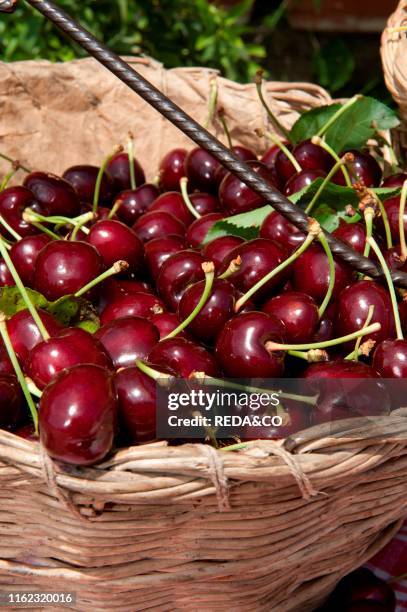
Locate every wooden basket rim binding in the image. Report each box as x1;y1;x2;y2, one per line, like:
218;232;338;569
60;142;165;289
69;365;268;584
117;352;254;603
381;0;407;121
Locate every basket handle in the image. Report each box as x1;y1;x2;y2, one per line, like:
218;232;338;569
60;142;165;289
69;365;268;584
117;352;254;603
3;0;407;287
381;0;407;121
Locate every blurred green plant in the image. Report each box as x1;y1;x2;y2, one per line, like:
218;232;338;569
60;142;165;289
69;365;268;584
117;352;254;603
0;0;266;82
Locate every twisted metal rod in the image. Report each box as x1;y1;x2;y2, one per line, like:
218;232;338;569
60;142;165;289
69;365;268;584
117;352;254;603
3;0;407;287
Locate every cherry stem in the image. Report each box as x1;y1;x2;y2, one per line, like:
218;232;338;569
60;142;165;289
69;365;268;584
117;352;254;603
93;145;123;214
265;130;301;172
0;152;30;174
70;212;94;241
235;221;320;312
317;232;336;318
217;256;241;280
255;71;292;142
25;376;42;398
204;76;218;130
373;192;393;249
265;321;381;353
311;136;352;187
135;359;173;383
0;236;49;340
180;177;201;219
31;221;59;240
399;180;407;261
305;152;354;215
288;349;328;362
107;199;122;220
363;206;374;261
0;215;21;241
127;133;137;191
0;314;38;434
24;209;91;237
366;236;404;340
316;95;362;137
0;162;20;191
163;262;215;339
346;304;375;361
218;108;233;149
74;260;129;298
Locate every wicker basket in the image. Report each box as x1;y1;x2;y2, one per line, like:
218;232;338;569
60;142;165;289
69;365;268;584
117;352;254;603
0;5;407;609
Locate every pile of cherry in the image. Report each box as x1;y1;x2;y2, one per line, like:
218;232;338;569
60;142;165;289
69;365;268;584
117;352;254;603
0;134;406;467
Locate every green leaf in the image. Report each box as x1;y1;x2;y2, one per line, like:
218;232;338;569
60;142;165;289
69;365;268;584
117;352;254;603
290;104;342;144
202;205;272;244
47;295;80;326
0;287;47;317
313;38;355;93
311;203;362;233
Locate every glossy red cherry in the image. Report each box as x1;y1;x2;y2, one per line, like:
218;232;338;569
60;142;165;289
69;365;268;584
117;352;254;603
384;246;407;272
100;292;165;326
100;279;153;309
15;423;37;440
62;165;114;204
157;250;205;311
0;375;23;430
132;210;186;243
260;211;305;253
10;234;51;287
312;312;334;343
185;147;220;193
335;280;395;348
381;172;407;188
178;279;235;343
28;327;113;389
284;169;326;196
260;144;280;170
144;235;186;280
292;244;355;303
331;568;396;611
7;309;62;365
215;311;285;378
189;192;220;216
262;291;319;343
159;148;187;192
149;191;193;227
381;196;407;242
0;186;43;238
276;140;330;184
202;235;244;271
219;161;277;215
332;150;382;187
106;152;145;192
214;145;257;186
275;145;296;184
39;364;117;465
219;238;289;301
149;337;218;377
243;399;310;440
95;316;159;368
113;184;159;226
23;171;81;217
332;221;367;255
186;212;224;248
150;312;186;340
87;219;144;275
373;339;407;378
0;259;14;287
0;341;14;376
34;240;103;301
114;366;158;444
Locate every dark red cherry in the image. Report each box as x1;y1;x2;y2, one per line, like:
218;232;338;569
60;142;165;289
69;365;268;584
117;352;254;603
214;145;256;186
219;238;289;301
144;235;186;280
159;148;187;192
384;246;407;272
113;184;159;226
23;171;81;217
262;291;319;343
28;327;113;389
178;279;235;343
62;165;114;204
95;316;159;368
10;234;51;287
373;339;407;378
87;219;144;275
284;169;326;196
202;235;244;271
219;161;277;215
132;210;186;243
149;337;218;377
260;211;306;253
260;144;280;170
0;186;43;239
100;292;165;326
189;192;220;216
100;279;153;310
186;212;224;248
0;341;13;376
156;250;205;311
312;312;334;343
106;152;145;192
149;191;194;226
292;244;355;303
335;280;395;348
332;221;367;255
381;196;407;242
243;399;310;440
381;172;407;188
150;312;186;339
0;259;14;287
185;147;220;193
332;150;382;187
275;145;296;184
215;311;285;378
7;309;62;365
294;140;333;172
39;364;117;465
34;240;103;301
0;375;23;430
114;366;158;444
15;423;37;440
332;568;396;611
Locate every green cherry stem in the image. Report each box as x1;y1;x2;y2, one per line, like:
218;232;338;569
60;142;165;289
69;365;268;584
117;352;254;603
74;260;129;298
255;71;292;142
135;359;173;383
311;136;352;187
163;262;215;339
288;349;328;363
265;322;381;353
127;133;137;191
363;206;374;261
0;152;30;174
0;162;20;191
399;180;407;261
316;95;362;138
31;221;59;240
0;236;49;340
264;130;301;173
204;76;218;130
235;220;321;312
0;215;21;241
180;177;201;220
317;232;336;318
305;152;354;215
25;376;42;399
372;191;392;249
0;313;39;434
218;107;233;149
346;304;375;361
93;145;123;214
70;212;94;241
217;256;241;280
366;236;404;340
